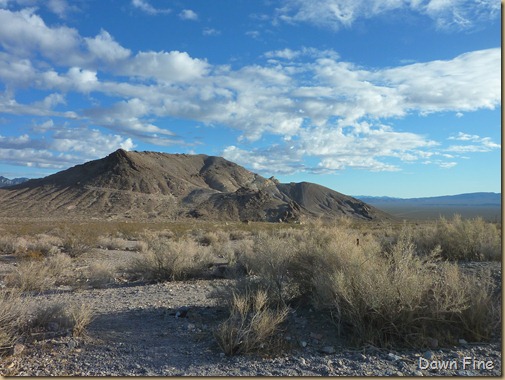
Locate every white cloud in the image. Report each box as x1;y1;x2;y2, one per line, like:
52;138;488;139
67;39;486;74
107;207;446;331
0;8;80;60
84;30;131;65
131;0;170;15
179;9;198;21
46;0;78;19
277;0;499;31
0;7;499;174
124;51;209;82
203;27;221;36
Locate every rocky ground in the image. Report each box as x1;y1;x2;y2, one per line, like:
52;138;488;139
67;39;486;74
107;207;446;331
0;248;502;377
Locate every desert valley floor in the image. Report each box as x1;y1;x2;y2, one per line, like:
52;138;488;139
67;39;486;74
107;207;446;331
0;219;501;377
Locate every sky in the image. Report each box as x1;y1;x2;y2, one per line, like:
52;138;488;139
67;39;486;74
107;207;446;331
0;0;501;198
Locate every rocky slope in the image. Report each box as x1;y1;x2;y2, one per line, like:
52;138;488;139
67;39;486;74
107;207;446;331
0;149;389;221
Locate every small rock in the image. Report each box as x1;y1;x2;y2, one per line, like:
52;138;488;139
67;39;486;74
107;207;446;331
299;340;307;348
175;306;189;318
388;353;402;361
414;370;424;376
321;346;336;354
47;322;60;332
13;343;25;355
187;323;195;330
67;340;77;350
396;372;404;376
299;357;306;366
423;351;433;360
458;339;468;345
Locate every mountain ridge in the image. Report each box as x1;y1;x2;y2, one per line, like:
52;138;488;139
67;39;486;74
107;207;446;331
0;149;390;222
355;192;501;206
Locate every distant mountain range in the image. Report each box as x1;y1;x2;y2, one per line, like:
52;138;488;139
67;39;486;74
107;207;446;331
0;176;29;188
355;193;501;206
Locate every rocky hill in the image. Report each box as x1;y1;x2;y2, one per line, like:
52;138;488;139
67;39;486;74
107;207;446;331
0;149;389;221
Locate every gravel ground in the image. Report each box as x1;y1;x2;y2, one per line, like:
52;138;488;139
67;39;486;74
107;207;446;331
0;252;502;376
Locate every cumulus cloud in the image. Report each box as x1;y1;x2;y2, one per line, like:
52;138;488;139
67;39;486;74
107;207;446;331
276;0;500;31
0;7;499;174
179;9;198;21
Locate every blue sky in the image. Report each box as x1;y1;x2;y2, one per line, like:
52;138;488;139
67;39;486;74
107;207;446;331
0;0;500;197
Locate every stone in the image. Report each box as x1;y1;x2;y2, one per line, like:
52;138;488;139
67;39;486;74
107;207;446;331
321;346;336;354
299;340;308;348
47;322;60;332
388;353;402;361
414;370;424;376
458;339;468;345
67;340;77;350
423;351;433;360
13;343;25;355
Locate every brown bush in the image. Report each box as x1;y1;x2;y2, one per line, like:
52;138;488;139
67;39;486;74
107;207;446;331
126;237;213;282
214;289;289;356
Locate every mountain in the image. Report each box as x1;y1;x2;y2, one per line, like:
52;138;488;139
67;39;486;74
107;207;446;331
0;149;389;221
355;193;501;206
354;193;501;221
0;176;29;188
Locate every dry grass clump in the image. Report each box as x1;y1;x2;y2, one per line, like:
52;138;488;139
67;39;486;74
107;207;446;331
382;216;501;261
238;231;298;304
5;253;73;292
55;226;97;258
0;289;29;351
192;229;230;247
228;223;499;348
126;237;214;282
78;262;116;288
0;235;28;255
30;301;94;337
97;236;129;250
300;228;498;347
214;288;289;356
432;215;501;261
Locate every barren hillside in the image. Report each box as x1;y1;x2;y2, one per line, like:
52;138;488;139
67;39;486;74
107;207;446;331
0;149;390;221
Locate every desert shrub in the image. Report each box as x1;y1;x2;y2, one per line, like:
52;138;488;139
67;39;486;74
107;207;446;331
214;288;289;356
228;229;250;241
30;301;94;337
6;253;73;292
57;227;97;258
382;216;501;261
193;230;230;247
79;262;115;288
432;216;501;261
97;236;129;250
306;230;498;347
0;235;28;255
0;289;29;351
126;237;213;282
238;232;298;304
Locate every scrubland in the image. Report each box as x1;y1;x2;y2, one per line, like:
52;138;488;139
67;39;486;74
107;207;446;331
0;215;501;374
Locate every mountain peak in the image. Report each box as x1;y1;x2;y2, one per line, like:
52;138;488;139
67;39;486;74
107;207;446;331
0;150;390;221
